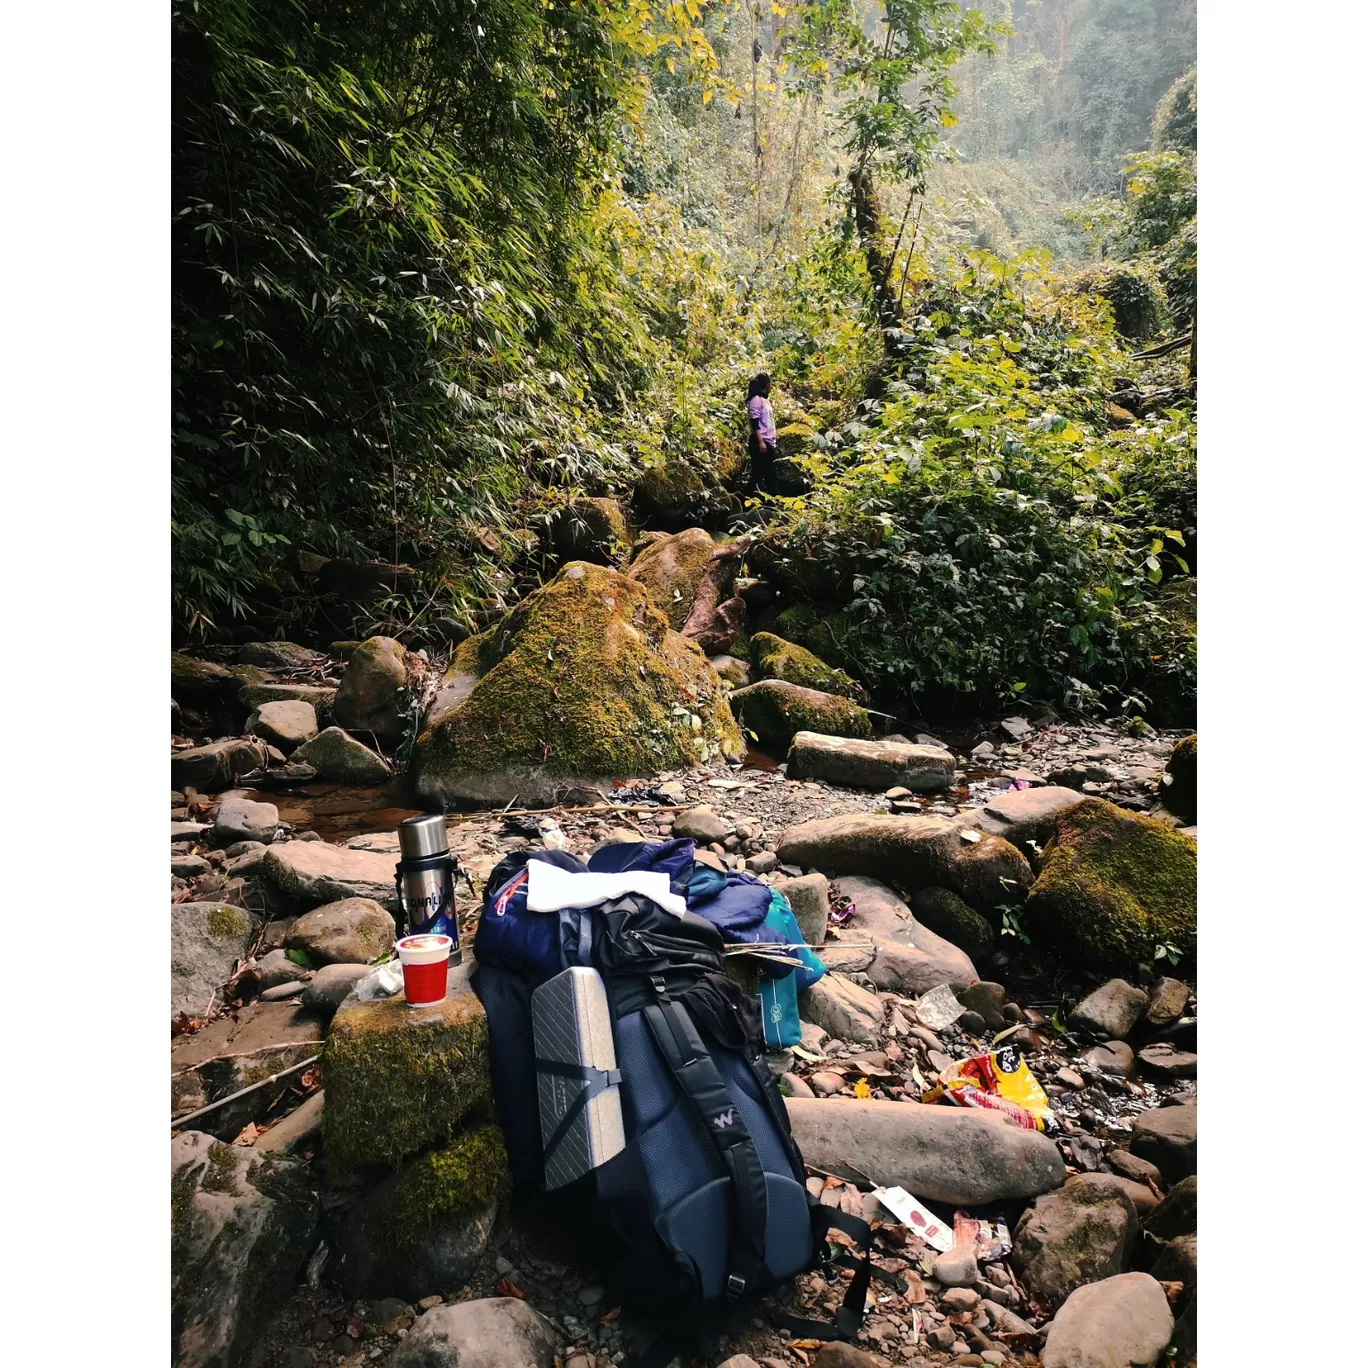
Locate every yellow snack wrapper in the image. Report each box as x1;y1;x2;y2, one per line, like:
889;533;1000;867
929;1045;1059;1135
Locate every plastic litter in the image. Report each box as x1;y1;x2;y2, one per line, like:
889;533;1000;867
924;1045;1059;1135
953;1210;1012;1260
353;959;404;1001
873;1186;955;1252
914;983;965;1031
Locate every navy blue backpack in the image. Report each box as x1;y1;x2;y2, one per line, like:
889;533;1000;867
471;844;879;1362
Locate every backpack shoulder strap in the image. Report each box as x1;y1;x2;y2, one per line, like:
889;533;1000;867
772;1202;890;1343
643;995;769;1301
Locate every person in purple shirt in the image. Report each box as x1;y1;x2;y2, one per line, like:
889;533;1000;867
745;372;779;495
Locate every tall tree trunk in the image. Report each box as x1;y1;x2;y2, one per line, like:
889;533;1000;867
849;162;902;345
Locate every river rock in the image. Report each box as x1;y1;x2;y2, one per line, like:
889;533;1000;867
787;732;953;792
957;981;1007;1031
334;636;409;741
173;853;211;879
325;962;491;1171
800;972;883;1044
172;1131;319;1368
300;963;371;1017
673;807;729;842
215;796;279;845
1137;1044;1197;1078
955;786;1083;855
412;562;741;807
1084;1041;1135;1078
785;1098;1066;1205
1143;1176;1196;1240
829;875;978;993
334;1126;506;1299
750;632;865;700
256;948;310;991
171;902;258;1018
1145;977;1191;1026
710;654;751;687
777;813;1032;913
1040;1273;1174;1368
172;738;268;792
388;1297;558;1368
933;1245;980;1287
1163;734;1196;824
910;888;996;961
237;681;337;710
255;1090;326;1155
773;872;830;947
262;840;400;911
1012;1173;1139;1305
1083;1172;1159;1217
1025;800;1195;968
292;726;392;783
730;680;871;746
246;700;318;751
1130;1101;1197;1181
286;897;395;965
626;527;717;629
1070;980;1149;1039
1107;1149;1163;1188
543;496;628;565
238;640;324;670
172;652;235;698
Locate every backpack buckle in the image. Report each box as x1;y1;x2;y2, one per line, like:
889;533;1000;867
726;1273;747;1301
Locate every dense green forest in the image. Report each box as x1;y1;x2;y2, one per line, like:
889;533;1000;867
172;0;1195;723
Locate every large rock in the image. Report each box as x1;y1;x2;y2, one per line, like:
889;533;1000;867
171;739;267;792
1025;800;1195;967
542;496;628;566
214;796;279;845
300;963;372;1017
710;654;751;688
237;681;336;711
333;636;410;741
774;872;830;947
325;962;491;1171
1040;1273;1174;1368
910;888;996;962
286;897;395;965
785;1097;1066;1205
172;653;234;698
171;902;258;1019
1070;980;1149;1039
1130;1101;1197;1182
1163;733;1197;823
172;1131;320;1368
777;813;1033;913
730;680;871;747
246;700;318;751
626;527;717;629
238;641;324;670
786;733;953;792
411;562;741;807
955;786;1085;855
255;1090;326;1155
388;1297;558;1368
1145;976;1191;1026
800;972;883;1044
334;1126;507;1299
829;876;977;994
672;807;729;842
291;726;392;783
1012;1173;1139;1306
1143;1175;1197;1241
262;840;401;912
750;632;865;700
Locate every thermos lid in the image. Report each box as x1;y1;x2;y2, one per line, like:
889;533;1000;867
398;814;450;860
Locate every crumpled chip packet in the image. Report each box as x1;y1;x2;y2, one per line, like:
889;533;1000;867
923;1045;1059;1135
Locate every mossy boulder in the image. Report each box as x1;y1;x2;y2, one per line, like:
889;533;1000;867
634;456;706;526
627;527;717;630
324;962;493;1171
751;631;865;700
334;1126;509;1299
1012;1173;1139;1308
172;652;234;699
1025;799;1196;969
773;602;860;672
333;636;409;741
729;679;871;747
411;562;742;807
171;902;259;1019
1164;733;1197;823
238;641;324;670
542;496;629;566
911;887;996;962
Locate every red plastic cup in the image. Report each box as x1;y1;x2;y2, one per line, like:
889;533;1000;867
395;934;452;1007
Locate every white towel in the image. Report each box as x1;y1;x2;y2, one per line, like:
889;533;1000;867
525;860;688;918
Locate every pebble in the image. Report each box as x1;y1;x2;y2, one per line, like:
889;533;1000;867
260;982;306;1001
942;1288;980;1313
1056;1067;1085;1089
577;1284;604;1305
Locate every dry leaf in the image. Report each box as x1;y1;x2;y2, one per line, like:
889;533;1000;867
233;1122;261;1146
494;1277;525;1300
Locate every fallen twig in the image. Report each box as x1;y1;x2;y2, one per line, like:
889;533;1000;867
171;1054;321;1128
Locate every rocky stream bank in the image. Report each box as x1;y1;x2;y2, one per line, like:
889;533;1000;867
171;525;1197;1368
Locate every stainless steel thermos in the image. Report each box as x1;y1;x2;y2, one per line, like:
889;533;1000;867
394;814;462;957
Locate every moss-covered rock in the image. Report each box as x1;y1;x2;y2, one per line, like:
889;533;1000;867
729;679;871;747
324;962;493;1171
634;455;706;526
334;1126;509;1299
334;636;409;741
911;887;997;962
237;681;337;711
172;652;234;699
411;562;741;807
542;496;629;566
751;631;865;700
772;602;860;672
1164;733;1196;823
709;654;751;688
1025;799;1196;968
627;527;717;630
